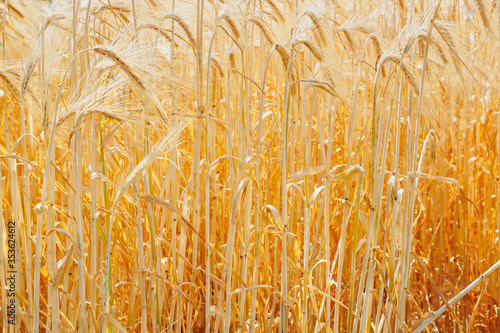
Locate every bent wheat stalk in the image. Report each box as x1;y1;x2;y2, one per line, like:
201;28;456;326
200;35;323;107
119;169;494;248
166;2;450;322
412;259;500;333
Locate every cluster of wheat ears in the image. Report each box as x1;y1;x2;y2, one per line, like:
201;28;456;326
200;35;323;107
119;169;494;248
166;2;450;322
0;0;499;332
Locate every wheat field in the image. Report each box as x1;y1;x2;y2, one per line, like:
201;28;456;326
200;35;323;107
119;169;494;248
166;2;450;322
0;0;499;332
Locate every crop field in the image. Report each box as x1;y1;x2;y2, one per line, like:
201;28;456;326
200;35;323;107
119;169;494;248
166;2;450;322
0;0;499;332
